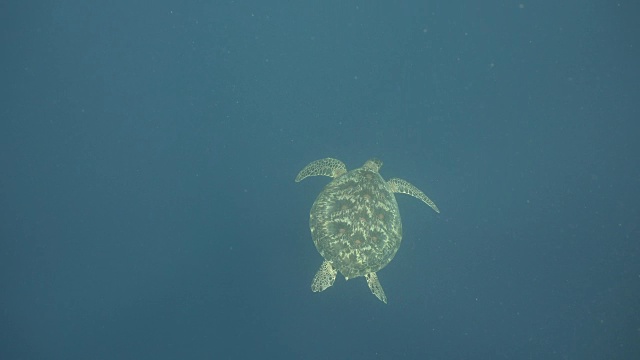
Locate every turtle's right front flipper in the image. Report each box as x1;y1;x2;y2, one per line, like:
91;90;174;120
387;178;440;214
295;158;347;182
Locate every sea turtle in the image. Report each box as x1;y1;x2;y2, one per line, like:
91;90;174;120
295;157;440;304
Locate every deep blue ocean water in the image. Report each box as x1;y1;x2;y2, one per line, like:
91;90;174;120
2;1;638;359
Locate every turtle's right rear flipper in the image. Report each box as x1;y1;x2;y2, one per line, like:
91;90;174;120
365;272;387;304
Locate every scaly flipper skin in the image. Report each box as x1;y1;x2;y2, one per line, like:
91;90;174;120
295;158;347;182
311;260;337;292
387;178;440;214
365;272;387;304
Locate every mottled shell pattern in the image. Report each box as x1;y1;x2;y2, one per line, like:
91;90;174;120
309;158;401;279
296;157;440;304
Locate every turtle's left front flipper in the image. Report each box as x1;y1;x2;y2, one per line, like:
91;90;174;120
295;158;347;182
387;178;440;213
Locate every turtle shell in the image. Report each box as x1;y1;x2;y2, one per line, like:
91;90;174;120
309;166;402;279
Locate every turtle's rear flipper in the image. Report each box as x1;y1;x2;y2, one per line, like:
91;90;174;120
312;260;337;292
365;272;387;304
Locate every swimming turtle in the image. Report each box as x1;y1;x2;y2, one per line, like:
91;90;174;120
295;157;440;303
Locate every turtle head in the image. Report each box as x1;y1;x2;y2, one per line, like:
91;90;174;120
363;158;383;172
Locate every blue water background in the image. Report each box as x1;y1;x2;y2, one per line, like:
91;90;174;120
2;1;639;359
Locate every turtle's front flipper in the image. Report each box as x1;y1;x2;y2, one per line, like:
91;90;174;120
387;178;440;214
365;272;387;304
311;260;337;292
295;158;347;182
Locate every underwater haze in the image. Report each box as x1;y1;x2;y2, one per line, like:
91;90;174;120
1;0;639;359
